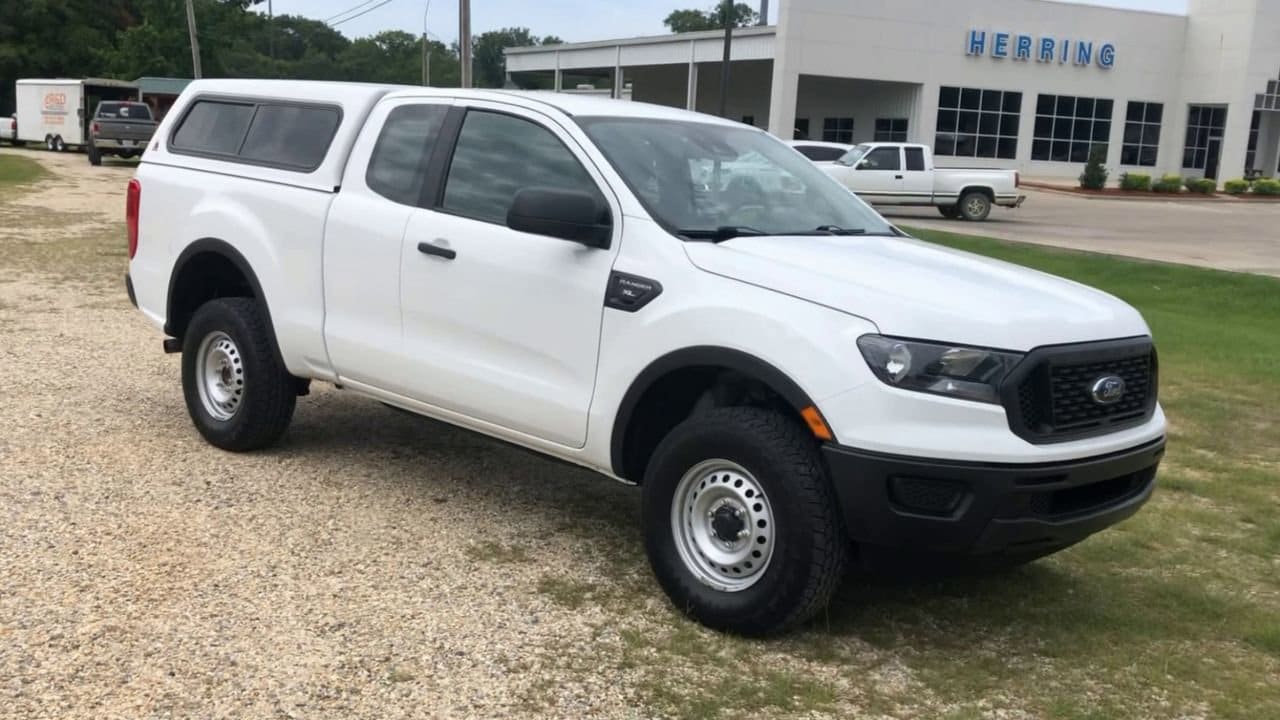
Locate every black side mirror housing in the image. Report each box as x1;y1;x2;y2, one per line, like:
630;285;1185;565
507;188;612;249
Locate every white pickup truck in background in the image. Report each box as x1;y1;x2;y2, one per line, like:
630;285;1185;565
820;142;1025;221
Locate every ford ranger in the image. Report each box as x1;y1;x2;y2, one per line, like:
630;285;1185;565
126;80;1164;635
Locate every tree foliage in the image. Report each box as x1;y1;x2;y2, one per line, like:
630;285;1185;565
0;0;555;112
663;3;760;33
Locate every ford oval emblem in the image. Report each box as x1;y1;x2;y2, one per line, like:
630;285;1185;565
1090;375;1126;405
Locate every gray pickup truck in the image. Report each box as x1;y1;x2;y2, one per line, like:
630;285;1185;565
88;101;157;166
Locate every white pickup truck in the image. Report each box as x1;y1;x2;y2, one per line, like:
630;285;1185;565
820;142;1025;221
127;80;1165;635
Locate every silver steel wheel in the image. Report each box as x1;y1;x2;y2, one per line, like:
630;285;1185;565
671;459;776;592
195;331;245;421
964;194;989;218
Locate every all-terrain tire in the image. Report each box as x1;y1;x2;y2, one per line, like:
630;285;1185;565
181;298;296;451
642;407;848;635
958;190;992;221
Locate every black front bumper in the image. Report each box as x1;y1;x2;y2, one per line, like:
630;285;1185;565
823;438;1164;555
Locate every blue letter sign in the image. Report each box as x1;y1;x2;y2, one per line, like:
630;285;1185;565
967;30;987;56
981;31;1114;69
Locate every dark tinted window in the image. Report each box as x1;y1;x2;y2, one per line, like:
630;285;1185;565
97;102;152;120
795;145;847;161
862;146;901;171
240;104;341;170
904;147;925;171
443;111;602;225
172;100;255;155
367;104;449;206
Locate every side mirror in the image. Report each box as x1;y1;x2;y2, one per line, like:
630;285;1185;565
507;188;612;249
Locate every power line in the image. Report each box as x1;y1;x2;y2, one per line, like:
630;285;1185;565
323;0;378;23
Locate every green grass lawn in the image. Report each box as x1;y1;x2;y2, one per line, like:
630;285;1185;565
0;154;49;189
543;229;1280;720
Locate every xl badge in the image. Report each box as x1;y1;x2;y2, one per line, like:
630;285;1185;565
1089;375;1126;405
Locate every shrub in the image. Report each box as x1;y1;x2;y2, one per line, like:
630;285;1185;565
1152;175;1184;193
1184;177;1217;194
1223;179;1250;195
1119;172;1151;191
1253;178;1280;196
1078;145;1109;190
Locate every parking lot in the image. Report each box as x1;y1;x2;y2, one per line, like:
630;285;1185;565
885;188;1280;277
2;147;1278;719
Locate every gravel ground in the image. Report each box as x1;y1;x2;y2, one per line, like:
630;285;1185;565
0;149;894;719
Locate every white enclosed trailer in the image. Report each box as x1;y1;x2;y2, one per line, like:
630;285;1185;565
15;78;141;151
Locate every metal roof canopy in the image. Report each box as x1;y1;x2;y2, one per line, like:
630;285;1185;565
505;26;777;73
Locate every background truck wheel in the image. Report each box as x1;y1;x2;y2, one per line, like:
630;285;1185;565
937;204;960;219
959;191;992;221
642;407;848;635
52;135;66;152
181;298;297;451
87;143;102;166
44;135;54;151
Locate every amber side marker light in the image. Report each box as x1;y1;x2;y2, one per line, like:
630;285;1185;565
801;405;834;441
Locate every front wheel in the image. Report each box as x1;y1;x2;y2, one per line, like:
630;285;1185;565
642;407;848;635
52;135;66;152
958;191;992;221
181;298;297;451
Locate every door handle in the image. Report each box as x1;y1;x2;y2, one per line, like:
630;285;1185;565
417;240;456;260
895;175;904;180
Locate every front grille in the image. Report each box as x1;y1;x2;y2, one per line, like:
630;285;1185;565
1025;466;1156;519
1005;338;1158;443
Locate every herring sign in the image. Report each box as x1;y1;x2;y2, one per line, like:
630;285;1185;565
966;30;1116;69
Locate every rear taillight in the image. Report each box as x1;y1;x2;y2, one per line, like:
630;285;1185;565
1015;171;1021;188
8;118;14;131
126;179;141;259
92;122;100;135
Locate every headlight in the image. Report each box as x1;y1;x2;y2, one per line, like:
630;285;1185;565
856;335;1023;404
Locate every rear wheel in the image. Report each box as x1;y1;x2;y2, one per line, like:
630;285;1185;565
181;298;297;451
937;204;959;219
958;191;992;221
52;135;66;152
642;407;847;635
87;143;102;166
44;135;54;151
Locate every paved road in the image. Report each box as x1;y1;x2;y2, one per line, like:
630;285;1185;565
881;189;1280;277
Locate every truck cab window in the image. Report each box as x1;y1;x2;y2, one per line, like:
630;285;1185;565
366;104;449;206
862;147;901;171
442;111;603;226
904;147;926;171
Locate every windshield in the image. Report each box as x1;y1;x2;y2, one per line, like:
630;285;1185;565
576;117;895;238
835;144;871;167
97;102;152;120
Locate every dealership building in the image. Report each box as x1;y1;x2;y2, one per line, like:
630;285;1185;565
505;0;1280;180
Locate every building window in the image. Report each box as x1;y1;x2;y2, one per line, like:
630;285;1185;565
1245;110;1260;172
822;117;854;144
1182;105;1227;169
935;86;1021;159
1120;101;1162;167
874;118;908;142
1031;94;1113;163
794;118;810;140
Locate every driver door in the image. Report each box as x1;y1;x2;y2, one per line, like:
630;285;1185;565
851;146;905;204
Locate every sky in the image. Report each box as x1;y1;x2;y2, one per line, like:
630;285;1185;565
256;0;1190;44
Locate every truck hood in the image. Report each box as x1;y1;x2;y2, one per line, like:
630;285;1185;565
683;234;1148;351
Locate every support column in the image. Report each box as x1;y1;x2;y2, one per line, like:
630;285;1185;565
1217;104;1252;183
686;45;699;111
554;51;562;92
767;67;798;139
1258;111;1280;178
613;46;623;99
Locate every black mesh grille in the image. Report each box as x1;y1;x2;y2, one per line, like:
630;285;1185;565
1007;340;1157;442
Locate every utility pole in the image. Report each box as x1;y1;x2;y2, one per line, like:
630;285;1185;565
758;0;769;26
459;0;472;88
718;0;732;117
422;0;433;86
185;0;203;79
268;0;275;62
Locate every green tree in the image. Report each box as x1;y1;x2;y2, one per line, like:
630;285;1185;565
472;27;563;89
663;3;759;33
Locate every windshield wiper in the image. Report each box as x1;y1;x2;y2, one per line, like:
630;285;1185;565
677;226;769;242
814;225;866;235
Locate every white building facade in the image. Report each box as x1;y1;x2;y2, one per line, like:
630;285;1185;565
505;0;1280;180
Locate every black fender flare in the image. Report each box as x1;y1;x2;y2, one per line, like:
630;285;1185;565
609;346;820;479
164;238;277;350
